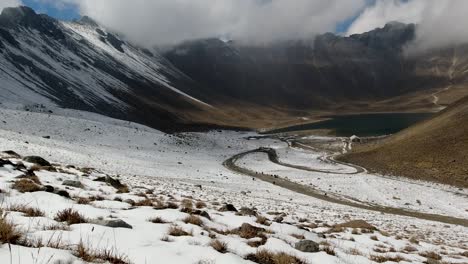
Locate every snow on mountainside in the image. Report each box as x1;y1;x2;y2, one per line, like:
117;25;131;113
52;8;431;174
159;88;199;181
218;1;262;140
0;6;210;130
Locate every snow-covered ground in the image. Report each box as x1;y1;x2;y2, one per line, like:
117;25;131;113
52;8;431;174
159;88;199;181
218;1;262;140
0;107;467;264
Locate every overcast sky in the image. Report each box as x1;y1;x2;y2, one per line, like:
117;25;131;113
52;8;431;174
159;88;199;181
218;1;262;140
2;0;468;52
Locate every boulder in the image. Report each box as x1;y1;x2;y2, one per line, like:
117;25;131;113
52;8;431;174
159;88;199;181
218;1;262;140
219;204;237;212
295;240;320;253
23;156;51;166
104;219;132;229
55;190;70;198
2;150;21;158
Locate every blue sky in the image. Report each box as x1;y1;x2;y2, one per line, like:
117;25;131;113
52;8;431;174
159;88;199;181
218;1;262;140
22;0;80;21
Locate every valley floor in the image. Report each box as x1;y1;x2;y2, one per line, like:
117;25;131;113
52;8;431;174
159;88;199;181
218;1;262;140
0;107;466;264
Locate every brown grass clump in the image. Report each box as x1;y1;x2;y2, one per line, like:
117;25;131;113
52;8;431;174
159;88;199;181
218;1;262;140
134;198;154;207
8;204;45;217
370;235;379;241
181;199;193;209
322;245;336;256
168;225;192;237
247;235;268;248
369;254;407;263
76;197;91;205
195;201;207;209
402;245;418;252
245;250;306;264
12;179;42;193
75;239;130;264
41;223;71;231
54;208;87;225
210;240;228;253
183;215;203;226
419;251;442;260
0;217;22;244
148;217;168;224
236;223;265;239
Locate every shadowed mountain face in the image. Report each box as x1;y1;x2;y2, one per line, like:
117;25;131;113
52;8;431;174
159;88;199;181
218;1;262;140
0;6;467;131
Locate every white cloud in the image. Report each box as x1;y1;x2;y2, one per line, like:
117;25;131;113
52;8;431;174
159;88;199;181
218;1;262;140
69;0;366;46
348;0;468;53
0;0;22;11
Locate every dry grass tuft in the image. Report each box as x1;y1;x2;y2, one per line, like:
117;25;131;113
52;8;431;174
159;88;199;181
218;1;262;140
183;215;203;226
8;204;45;217
210;239;228;253
54;208;87;225
419;251;442;260
181;199;193;209
322;245;336;256
41;223;71;231
195;201;207;209
245;250;306;264
370;235;379;241
75;197;91;205
290;233;305;240
75;239;130;264
369;254;407;263
134;198;154;207
402;245;418;252
0;217;22;244
168;225;192;237
12;179;42;193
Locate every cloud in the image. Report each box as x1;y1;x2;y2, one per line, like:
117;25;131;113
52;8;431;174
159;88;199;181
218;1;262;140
0;0;22;11
348;0;468;53
69;0;366;46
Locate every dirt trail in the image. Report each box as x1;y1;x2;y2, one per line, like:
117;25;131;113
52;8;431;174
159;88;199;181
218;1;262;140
223;148;468;227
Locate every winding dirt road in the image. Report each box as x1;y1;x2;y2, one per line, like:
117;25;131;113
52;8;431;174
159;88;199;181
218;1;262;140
223;146;468;227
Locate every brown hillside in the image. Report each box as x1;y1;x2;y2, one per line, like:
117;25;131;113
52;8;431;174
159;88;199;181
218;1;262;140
339;96;468;188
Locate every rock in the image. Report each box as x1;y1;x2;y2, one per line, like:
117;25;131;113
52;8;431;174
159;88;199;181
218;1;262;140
42;136;50;139
62;180;83;188
191;210;211;220
94;176;126;190
43;185;55;192
295;240;320;253
219;204;237;212
104;219;133;229
23;156;51;166
239;207;257;216
2;150;20;158
0;159;13;167
55;190;70;198
274;216;284;223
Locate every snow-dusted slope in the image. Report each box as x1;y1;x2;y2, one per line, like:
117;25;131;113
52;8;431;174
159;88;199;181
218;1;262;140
0;6;209;130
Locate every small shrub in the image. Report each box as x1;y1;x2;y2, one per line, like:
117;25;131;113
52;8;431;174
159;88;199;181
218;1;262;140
245;250;306;264
419;251;442;260
0;217;22;244
183;215;203;226
54;208;87;225
210;240;228;253
195;201;207;209
12;179;42;193
168;225;191;237
8;204;45;217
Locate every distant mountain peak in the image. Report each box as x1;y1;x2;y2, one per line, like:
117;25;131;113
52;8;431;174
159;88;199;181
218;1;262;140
76;16;99;27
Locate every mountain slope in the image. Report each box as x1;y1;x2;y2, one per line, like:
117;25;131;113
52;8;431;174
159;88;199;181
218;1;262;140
339;95;468;187
0;6;212;131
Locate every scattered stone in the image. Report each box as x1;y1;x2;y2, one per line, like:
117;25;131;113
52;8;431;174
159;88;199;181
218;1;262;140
295;240;320;253
0;159;14;167
42;136;51;139
55;190;70;198
43;185;55;193
62;180;83;188
23;156;51;166
219;204;237;212
191;210;211;220
104;219;133;229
